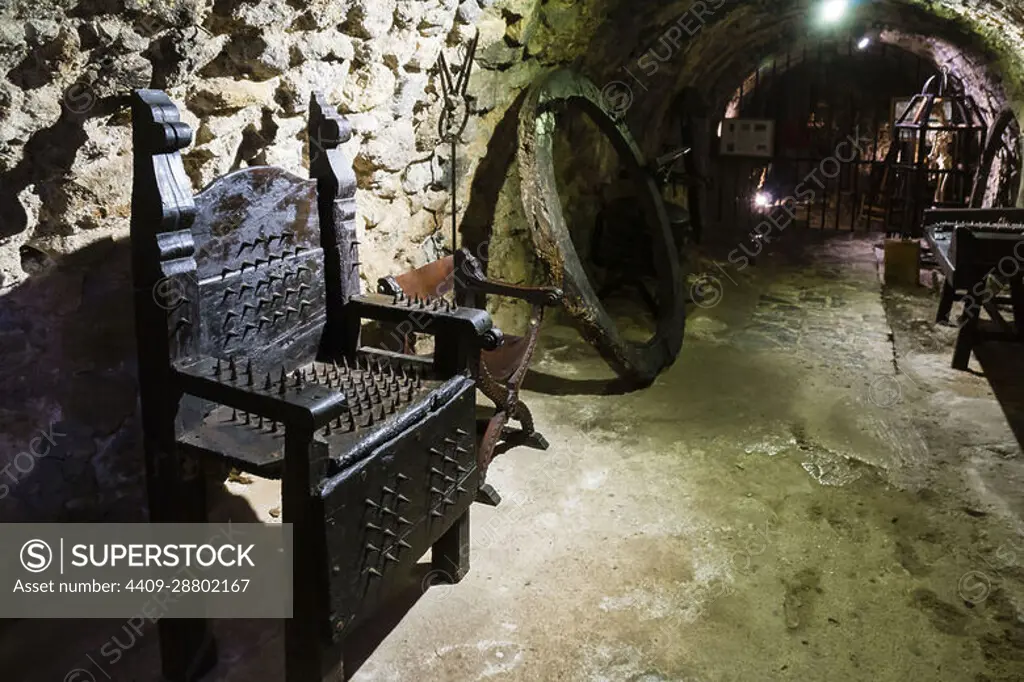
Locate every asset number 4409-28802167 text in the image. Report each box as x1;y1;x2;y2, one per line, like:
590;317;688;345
125;578;251;593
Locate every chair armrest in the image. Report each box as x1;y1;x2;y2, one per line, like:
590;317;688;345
174;357;348;430
349;292;503;350
456;248;563;307
463;277;563;307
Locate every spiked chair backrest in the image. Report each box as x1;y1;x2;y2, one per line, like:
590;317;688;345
130;90;358;435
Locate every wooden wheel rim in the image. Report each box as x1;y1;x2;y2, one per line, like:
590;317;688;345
517;69;685;385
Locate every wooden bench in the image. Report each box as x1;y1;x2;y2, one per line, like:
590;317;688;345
131;89;501;681
923;208;1024;370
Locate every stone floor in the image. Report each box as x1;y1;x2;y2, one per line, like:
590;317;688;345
8;230;1024;681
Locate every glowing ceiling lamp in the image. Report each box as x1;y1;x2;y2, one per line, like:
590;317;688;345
820;0;849;24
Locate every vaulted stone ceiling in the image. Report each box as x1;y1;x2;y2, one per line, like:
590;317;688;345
561;0;1024;154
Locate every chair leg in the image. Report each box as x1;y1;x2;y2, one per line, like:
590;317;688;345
475;483;502;507
282;428;343;682
508;401;548;450
149;450;218;682
432;509;470;583
953;297;981;371
158;619;218;682
285;620;344;682
1011;278;1024;338
936;281;956;324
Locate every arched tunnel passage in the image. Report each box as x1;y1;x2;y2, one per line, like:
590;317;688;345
567;0;1024;242
514;0;1024;384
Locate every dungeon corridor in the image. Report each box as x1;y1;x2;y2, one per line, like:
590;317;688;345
5;1;1024;681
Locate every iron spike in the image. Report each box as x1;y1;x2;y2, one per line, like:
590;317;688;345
229;357;237;380
246;359;254;386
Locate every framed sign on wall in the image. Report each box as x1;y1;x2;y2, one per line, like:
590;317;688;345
720;118;775;158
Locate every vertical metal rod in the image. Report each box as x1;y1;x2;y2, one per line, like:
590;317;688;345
753;65;760;116
836;162;844;230
451;135;457;252
852;158;861;231
869;101;881;230
820;163;828;230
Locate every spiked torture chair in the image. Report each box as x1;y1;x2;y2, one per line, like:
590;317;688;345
130;90;501;682
377;249;562;505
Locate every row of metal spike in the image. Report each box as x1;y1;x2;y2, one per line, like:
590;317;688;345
427;434;471;516
364;474;414;577
215;355;428;434
234;232;296;257
389;289;458;313
222;280;310;303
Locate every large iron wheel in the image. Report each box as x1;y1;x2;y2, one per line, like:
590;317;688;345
517;69;685;386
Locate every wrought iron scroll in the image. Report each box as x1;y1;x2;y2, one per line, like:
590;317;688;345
437;30;479;254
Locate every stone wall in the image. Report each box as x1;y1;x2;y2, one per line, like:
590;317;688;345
0;0;606;521
3;0;1024;521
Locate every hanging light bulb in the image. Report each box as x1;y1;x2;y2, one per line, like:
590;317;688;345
820;0;849;25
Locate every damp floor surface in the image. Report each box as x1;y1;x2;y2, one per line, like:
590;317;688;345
7;231;1024;681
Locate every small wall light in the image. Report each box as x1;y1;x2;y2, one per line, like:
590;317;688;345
820;0;849;25
857;36;871;50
